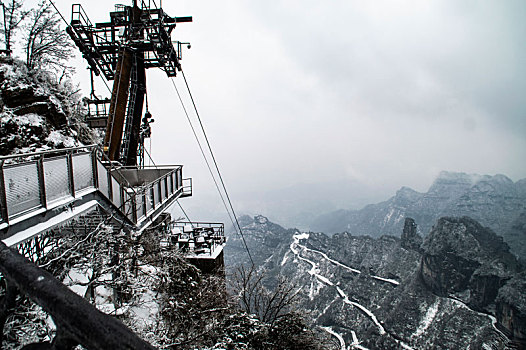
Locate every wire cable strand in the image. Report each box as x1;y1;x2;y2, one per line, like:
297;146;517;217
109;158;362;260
170;77;254;266
46;0;112;95
179;70;254;266
169;78;236;228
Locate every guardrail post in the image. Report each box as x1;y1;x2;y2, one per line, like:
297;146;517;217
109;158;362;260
67;153;75;198
131;193;137;223
37;155;47;209
92;150;99;189
0;160;9;224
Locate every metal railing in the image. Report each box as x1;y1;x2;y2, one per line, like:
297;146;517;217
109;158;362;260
0;146;99;224
71;3;93;28
0;240;155;349
0;146;190;230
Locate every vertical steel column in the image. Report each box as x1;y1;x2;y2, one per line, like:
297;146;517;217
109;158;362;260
124;54;146;166
104;47;133;161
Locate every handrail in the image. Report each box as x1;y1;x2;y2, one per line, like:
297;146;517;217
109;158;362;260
0;145;189;231
0;144;97;161
0;241;155;349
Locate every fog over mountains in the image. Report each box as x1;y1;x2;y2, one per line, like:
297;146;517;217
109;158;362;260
311;171;526;260
224;169;526;348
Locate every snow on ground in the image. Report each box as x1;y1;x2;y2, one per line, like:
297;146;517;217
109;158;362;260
281;251;289;266
412;299;440;339
320;326;346;350
297;243;399;286
45;130;78;148
289;233;419;348
290;233;387;337
63;266;91;298
336;286;386;335
451;298;508;340
298;244;361;274
349;331;370;350
370;275;400;286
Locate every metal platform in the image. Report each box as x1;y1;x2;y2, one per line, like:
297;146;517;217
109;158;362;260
164;221;226;274
0;145;192;247
67;2;191;80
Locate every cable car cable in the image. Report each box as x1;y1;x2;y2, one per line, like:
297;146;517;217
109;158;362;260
179;69;254;266
169;77;236;228
170;77;254;266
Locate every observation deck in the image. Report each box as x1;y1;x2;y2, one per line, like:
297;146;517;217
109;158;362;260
164;221;226;274
0;145;192;247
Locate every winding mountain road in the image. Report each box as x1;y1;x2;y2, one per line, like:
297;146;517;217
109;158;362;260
289;232;413;350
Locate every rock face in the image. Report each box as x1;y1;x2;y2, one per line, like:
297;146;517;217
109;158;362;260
496;272;526;344
420;217;519;311
228;215;524;349
400;217;422;252
311;171;526;260
224;215;298;268
0;56;97;155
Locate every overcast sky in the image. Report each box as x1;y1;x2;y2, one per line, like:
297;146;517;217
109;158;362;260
53;0;526;225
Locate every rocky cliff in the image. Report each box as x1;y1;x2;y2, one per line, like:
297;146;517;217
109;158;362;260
0;56;98;156
420;217;519;307
232;214;526;348
311;171;526;260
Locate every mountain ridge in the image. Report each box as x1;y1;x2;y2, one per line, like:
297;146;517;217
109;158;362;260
228;214;526;348
311;171;526;260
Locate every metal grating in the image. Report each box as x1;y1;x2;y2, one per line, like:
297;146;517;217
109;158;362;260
43;157;71;204
4;162;41;217
72;153;94;193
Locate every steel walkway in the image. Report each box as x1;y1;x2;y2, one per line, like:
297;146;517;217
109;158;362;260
0;145;192;247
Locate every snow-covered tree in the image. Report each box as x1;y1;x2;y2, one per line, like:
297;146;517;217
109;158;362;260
1;0;29;55
23;0;73;72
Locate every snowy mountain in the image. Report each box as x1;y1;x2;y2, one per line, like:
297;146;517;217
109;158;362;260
229;215;526;348
310;171;526;260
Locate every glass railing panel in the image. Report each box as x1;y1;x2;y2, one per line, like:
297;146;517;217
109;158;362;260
96;160;110;199
43;156;71;205
72;153;94;194
111;176;121;209
4;162;42;218
145;187;152;213
136;193;145;220
150;186;156;210
123;190;134;221
157;182;162;204
163;177;168;200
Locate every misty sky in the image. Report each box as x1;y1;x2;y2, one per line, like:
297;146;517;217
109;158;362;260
53;0;526;225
